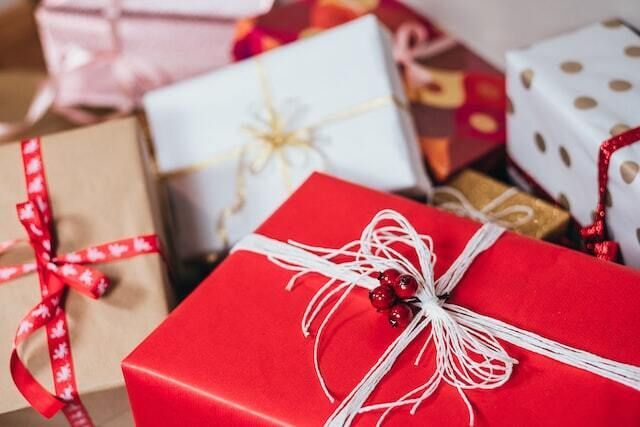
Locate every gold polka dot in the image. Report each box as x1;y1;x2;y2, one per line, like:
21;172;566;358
557;193;571;211
469;112;498;134
559;146;571;167
625;45;640;57
620;160;639;184
609;79;632;91
520;69;534;89
574;96;597;109
610;123;631;136
534;132;546;152
602;18;623;28
507;96;514;114
605;189;613;208
560;61;583;73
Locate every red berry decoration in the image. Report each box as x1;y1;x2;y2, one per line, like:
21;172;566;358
388;303;413;328
377;268;400;287
393;274;418;299
369;285;396;311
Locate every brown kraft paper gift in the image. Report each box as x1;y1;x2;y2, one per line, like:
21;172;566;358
0;118;172;426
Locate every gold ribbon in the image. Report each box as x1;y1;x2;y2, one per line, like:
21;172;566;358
160;57;408;247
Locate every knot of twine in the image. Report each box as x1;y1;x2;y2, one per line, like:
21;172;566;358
240;97;317;178
233;209;640;426
433;186;534;229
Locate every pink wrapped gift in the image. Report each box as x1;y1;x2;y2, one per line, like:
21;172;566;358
35;0;274;112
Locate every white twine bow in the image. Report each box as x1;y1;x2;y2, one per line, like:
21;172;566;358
433;186;534;229
233;209;640;426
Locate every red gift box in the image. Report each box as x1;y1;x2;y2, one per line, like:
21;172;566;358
123;173;640;426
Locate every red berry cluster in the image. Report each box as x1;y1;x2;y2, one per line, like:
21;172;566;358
368;268;418;328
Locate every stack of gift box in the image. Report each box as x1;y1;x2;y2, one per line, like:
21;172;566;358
0;0;639;426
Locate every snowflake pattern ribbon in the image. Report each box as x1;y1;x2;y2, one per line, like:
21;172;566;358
1;137;161;426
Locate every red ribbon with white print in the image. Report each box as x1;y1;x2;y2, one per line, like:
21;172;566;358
0;137;161;426
580;126;640;262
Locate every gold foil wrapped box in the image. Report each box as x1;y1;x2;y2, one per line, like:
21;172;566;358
433;169;570;240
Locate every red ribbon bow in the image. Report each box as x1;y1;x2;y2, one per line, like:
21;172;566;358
1;137;161;426
579;126;640;262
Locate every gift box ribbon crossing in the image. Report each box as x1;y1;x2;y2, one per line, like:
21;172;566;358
160;57;410;247
432;185;534;229
0;1;167;142
233;209;640;426
0;137;161;426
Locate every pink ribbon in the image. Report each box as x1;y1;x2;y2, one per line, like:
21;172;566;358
0;0;167;142
392;21;457;90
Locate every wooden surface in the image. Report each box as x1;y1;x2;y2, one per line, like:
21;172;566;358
0;0;46;71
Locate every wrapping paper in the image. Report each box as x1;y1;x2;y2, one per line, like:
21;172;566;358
123;173;640;426
433;169;570;240
231;0;506;183
231;0;441;60
399;0;640;69
506;21;640;267
408;50;505;182
145;16;430;258
0;119;172;425
40;0;274;19
35;0;273;110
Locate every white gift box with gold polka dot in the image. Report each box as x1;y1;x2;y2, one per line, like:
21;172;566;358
506;19;640;267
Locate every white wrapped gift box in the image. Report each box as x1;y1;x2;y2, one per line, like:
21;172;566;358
507;20;640;267
144;16;431;259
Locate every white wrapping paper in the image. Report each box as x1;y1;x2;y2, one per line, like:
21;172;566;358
400;0;640;69
144;16;431;259
507;20;640;267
